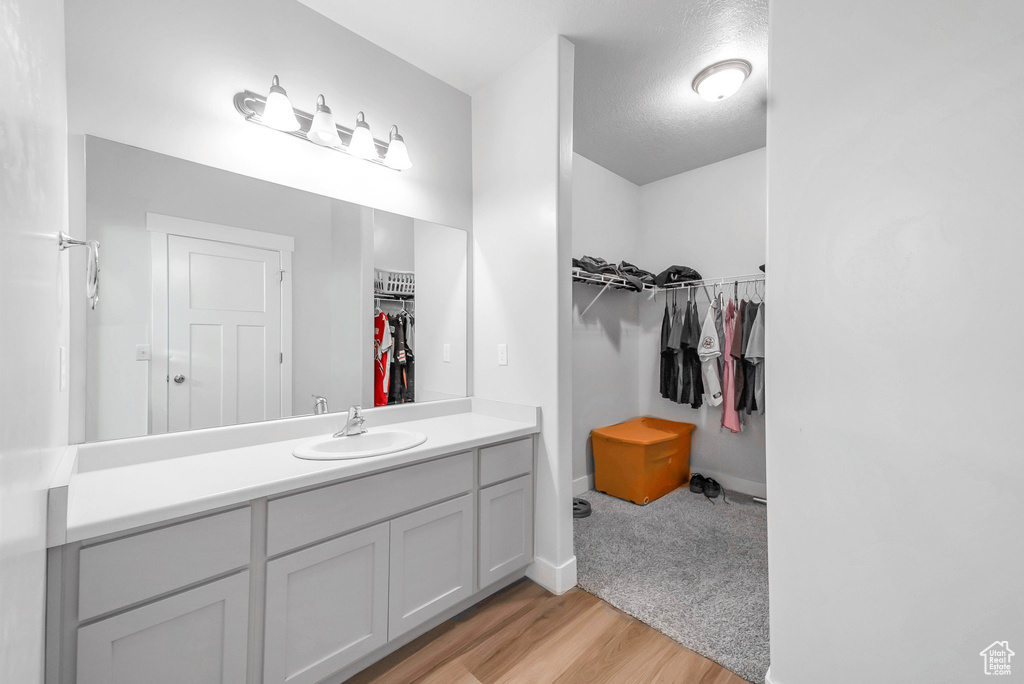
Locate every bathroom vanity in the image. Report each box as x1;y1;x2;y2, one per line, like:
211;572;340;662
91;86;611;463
45;399;538;684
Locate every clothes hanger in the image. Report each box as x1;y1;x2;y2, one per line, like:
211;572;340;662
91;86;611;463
751;280;763;304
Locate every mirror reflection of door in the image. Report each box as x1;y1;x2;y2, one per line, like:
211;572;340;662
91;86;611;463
160;231;288;432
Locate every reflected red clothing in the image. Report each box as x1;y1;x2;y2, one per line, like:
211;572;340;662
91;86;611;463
374;311;392;406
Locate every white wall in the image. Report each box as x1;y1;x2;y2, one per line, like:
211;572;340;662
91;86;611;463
637;148;767;496
414;220;468;401
64;0;472;230
78;138;364;441
766;2;1024;683
372;210;415;273
571;154;641;493
473;36;577;594
0;0;69;681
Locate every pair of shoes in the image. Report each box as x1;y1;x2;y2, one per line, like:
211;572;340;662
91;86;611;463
688;473;728;505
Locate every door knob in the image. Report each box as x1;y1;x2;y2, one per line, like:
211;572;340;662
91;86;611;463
173;374;186;384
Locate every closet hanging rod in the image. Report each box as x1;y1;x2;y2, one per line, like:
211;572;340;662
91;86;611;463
655;273;765;291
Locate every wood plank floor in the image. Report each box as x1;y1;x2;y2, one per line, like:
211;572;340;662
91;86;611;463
348;579;748;684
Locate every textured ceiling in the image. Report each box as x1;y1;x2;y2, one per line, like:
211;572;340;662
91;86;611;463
295;0;767;185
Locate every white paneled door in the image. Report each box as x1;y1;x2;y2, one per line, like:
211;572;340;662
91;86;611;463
167;235;283;432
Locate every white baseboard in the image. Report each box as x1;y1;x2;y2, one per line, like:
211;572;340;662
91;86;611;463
694;467;767;499
575;470;765;499
572;474;594;497
527;554;577;595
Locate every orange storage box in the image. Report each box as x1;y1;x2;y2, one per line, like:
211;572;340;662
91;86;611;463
591;417;696;505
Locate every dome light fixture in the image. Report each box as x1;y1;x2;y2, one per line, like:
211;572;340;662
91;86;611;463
262;75;301;131
692;60;752;102
307;94;342;147
348;111;378;160
383;125;412;170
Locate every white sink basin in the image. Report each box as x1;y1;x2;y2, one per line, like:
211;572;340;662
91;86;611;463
293;429;427;461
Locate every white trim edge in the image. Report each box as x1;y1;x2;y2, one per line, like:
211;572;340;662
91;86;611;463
572;474;594;497
693;467;767;499
526;554;577;595
764;666;778;684
146;213;295;252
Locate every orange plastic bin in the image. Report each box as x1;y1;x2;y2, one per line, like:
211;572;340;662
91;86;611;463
591;417;696;505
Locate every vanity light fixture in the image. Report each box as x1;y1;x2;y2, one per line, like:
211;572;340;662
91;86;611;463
234;81;412;170
262;75;301;131
692;60;752;102
383;125;412;170
348;111;378;160
307;95;342;147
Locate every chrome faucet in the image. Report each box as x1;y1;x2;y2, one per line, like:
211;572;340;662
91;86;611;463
312;395;329;416
334;405;367;437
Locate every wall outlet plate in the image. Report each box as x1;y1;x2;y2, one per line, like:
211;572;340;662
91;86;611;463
498;343;508;366
443;343;451;363
136;344;152;361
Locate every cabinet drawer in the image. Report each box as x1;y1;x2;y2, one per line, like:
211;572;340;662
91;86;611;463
78;508;251;621
267;452;473;556
479;438;533;486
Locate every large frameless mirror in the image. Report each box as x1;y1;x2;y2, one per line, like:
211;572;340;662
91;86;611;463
69;136;467;443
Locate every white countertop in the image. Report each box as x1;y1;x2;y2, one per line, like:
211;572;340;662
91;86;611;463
54;402;538;545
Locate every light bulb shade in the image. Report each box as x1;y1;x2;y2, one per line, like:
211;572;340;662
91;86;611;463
348;112;378;160
692;60;751;102
263;75;301;131
383;126;412;170
307;95;341;146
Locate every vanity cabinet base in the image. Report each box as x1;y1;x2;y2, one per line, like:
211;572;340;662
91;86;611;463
46;437;536;684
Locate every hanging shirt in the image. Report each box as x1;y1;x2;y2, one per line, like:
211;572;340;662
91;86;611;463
659;303;674;399
733;300;746;412
374;311;392;407
698;305;723;406
746;302;766;415
721;299;742;433
669;303;689;404
739;302;760;414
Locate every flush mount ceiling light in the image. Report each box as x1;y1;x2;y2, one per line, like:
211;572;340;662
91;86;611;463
307;94;342;147
383;125;412;171
234;80;411;170
692;60;752;102
262;75;301;131
348;111;378;160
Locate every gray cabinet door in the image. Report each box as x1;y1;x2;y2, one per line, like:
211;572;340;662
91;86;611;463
262;522;389;684
388;494;474;640
76;572;249;684
478;475;534;587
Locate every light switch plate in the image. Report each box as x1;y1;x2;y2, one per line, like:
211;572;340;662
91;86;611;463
498;343;508;366
443;343;451;363
136;344;152;361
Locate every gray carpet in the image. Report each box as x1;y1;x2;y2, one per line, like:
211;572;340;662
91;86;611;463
574;487;769;683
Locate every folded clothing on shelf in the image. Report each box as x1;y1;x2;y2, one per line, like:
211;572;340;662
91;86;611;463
574;255;619;276
654;265;703;287
572;256;656;292
617;261;655;290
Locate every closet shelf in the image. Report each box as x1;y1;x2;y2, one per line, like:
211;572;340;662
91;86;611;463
571;268;765;292
573;268;765;318
571;268;654;291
